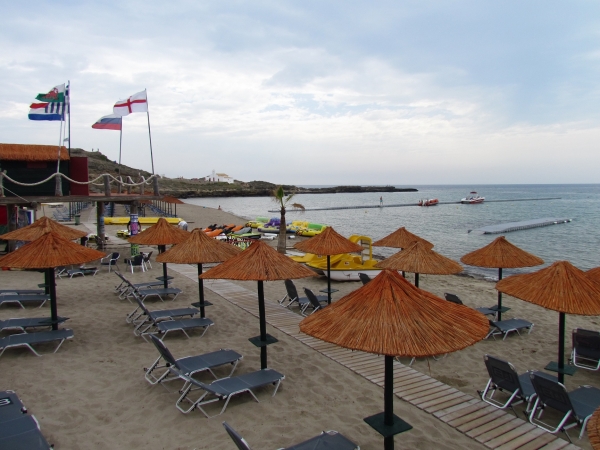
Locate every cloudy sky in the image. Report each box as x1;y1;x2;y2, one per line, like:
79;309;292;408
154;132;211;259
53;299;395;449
2;1;600;185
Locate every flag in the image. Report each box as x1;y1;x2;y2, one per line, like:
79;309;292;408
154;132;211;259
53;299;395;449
92;114;122;130
113;90;148;116
35;84;66;103
28;102;66;121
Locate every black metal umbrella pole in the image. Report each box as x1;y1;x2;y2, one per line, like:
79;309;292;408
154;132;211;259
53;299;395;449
46;268;59;331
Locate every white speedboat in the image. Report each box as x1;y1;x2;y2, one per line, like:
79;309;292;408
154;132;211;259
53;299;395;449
461;191;485;204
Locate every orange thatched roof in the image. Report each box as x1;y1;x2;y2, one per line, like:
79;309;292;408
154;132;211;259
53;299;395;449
496;261;600;315
377;241;463;275
156;229;241;264
162;196;185;204
0;143;69;161
372;227;433;249
294;227;363;255
461;236;543;269
587;267;600;284
201;240;316;281
0;216;87;241
588;407;600;450
0;231;106;269
128;217;189;245
300;270;488;357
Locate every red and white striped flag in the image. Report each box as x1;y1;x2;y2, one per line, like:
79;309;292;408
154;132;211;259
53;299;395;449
113;90;148;116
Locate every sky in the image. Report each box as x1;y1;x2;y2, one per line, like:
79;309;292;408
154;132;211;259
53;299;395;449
2;1;600;185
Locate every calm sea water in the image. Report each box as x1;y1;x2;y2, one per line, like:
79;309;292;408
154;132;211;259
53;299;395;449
184;184;600;279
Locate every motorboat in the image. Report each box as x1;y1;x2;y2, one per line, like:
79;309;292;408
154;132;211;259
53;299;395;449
461;192;485;204
418;198;439;206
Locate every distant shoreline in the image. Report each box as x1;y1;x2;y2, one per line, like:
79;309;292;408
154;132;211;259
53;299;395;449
177;185;418;198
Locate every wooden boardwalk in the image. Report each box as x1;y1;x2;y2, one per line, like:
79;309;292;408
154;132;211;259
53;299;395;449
169;264;580;450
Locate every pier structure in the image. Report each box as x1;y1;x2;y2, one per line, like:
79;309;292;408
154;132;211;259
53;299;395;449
472;218;572;235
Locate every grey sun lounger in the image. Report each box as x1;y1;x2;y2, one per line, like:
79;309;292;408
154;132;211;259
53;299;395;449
223;421;360;450
0;295;50;309
0;390;28;422
114;272;168;300
570;328;600;371
0;329;74;358
136;312;214;339
486;318;533;340
65;266;98;278
127;295;199;326
0;415;52;449
174;367;285;417
0;290;44;296
0;317;69;333
145;335;242;386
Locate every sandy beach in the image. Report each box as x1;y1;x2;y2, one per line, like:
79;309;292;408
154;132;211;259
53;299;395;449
1;201;598;449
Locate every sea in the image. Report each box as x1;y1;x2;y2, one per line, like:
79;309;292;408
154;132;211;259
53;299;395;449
183;184;600;280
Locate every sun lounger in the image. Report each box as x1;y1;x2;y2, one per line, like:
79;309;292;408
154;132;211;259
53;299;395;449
0;390;27;421
65;266;98;278
529;371;600;441
0;317;69;333
0;295;50;309
480;355;556;415
0;290;44;296
114;272;168;299
486;318;533;340
444;293;498;318
136;309;214;338
358;272;372;285
144;335;242;386
570;328;600;371
302;288;329;316
223;422;360;450
280;280;327;314
173;367;285;417
0;329;74;358
0;415;52;449
127;295;199;329
134;287;182;303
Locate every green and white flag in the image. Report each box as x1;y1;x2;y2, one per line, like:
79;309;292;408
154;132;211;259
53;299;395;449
35;84;66;103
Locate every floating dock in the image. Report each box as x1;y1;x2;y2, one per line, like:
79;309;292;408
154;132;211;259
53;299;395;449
268;197;560;213
473;218;572;234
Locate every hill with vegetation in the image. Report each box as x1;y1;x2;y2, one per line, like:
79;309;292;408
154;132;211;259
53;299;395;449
72;148;416;197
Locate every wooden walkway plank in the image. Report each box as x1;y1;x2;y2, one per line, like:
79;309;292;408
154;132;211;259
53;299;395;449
416;391;468;411
474;418;527;444
429;397;479;416
402;384;453;402
465;412;516;438
446;405;498;428
510;433;560;450
438;402;490;423
456;409;506;433
494;427;548;450
484;423;537;448
411;389;461;407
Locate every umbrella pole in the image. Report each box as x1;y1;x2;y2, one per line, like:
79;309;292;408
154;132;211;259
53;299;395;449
46;268;58;331
159;245;168;288
384;355;394;450
258;280;267;370
558;312;565;384
197;263;205;318
414;273;419;288
327;255;332;305
497;268;503;321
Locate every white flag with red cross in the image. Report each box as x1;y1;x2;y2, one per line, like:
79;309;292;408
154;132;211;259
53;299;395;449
113;90;148;116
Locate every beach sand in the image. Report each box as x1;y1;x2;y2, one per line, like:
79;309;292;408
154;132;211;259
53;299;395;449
1;202;597;449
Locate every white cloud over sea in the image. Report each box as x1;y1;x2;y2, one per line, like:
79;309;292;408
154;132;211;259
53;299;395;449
1;1;600;184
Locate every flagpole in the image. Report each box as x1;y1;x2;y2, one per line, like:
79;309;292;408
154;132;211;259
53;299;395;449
145;89;155;174
118;124;123;193
55;106;64;196
67;80;71;158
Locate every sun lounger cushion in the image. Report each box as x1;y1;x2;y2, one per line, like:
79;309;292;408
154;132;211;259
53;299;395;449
0;415;51;449
0;290;44;296
0;317;69;332
0;295;49;309
0;391;27;422
0;329;74;358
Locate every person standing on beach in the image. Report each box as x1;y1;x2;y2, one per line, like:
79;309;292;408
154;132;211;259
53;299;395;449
380;196;383;206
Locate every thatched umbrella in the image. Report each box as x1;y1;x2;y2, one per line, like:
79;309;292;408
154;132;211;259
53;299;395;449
377;241;462;288
0;231;106;330
372;227;433;250
294;227;363;304
497;261;600;383
300;269;488;450
588;407;600;450
162;195;185;217
587;267;600;283
461;236;543;320
128;217;189;287
201;240;316;369
0;216;87;242
156;229;241;317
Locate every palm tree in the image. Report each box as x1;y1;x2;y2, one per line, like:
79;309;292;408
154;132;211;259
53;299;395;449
272;186;304;254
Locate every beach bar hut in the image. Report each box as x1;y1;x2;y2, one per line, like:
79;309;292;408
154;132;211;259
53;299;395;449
300;269;488;450
377;241;462;288
294;227;362;304
497;261;600;383
201;240;315;369
156;229;241;318
128;217;189;287
461;236;543;320
0;231;106;330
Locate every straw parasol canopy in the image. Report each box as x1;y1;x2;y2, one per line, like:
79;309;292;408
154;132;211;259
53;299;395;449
587;267;600;284
372;227;433;250
588;407;600;450
496;261;600;383
128;217;189;287
0;231;106;330
300;269;488;449
202;240;316;369
294;227;363;304
156;229;241;317
461;236;544;320
377;241;462;287
0;216;87;241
